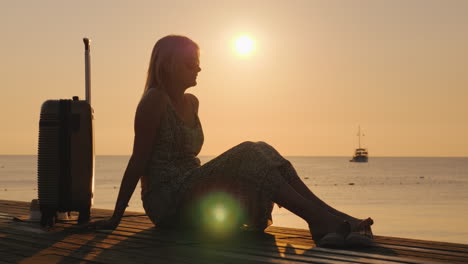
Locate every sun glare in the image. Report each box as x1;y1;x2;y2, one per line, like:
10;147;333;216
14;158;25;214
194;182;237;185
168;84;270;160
234;35;254;56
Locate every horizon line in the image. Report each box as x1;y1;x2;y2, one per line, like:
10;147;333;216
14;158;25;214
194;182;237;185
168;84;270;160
1;154;467;158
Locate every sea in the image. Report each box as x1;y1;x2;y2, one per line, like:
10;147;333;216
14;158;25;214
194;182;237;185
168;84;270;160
1;155;467;244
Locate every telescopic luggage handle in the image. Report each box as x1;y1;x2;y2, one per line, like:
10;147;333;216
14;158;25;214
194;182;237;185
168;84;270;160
83;38;91;105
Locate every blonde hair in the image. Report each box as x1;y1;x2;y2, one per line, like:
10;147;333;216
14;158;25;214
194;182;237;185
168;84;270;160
143;35;199;95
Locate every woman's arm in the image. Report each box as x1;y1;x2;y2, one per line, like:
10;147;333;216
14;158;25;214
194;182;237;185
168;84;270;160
89;89;166;229
113;89;166;219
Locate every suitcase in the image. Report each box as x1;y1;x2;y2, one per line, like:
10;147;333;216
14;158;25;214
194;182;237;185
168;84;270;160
37;38;95;227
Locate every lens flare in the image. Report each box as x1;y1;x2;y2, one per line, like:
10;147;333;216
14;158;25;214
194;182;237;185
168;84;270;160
213;203;227;222
198;192;246;238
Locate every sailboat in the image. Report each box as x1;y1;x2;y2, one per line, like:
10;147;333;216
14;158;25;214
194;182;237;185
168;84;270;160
350;125;368;162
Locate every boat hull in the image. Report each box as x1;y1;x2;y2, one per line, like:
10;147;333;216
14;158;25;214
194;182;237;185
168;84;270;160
350;156;368;162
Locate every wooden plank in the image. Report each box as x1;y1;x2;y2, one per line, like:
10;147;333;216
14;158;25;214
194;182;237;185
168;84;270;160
0;222;304;262
201;243;398;264
108;221;468;264
267;225;468;259
47;221;460;260
99;223;468;264
267;226;468;253
278;237;468;264
376;236;468;252
0;228;215;264
2;199;468;264
2;219;358;264
3;218;464;264
1;218;199;263
2;218;318;262
1;227;329;264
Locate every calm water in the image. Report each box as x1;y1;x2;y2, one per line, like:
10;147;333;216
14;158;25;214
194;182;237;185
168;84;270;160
1;155;467;244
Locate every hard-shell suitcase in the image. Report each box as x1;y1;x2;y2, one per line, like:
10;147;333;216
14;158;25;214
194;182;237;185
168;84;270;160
37;38;94;227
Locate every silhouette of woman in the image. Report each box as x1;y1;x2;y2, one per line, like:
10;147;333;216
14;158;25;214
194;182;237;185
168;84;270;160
87;35;373;247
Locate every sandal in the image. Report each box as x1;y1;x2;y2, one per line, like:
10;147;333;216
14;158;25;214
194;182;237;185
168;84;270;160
352;217;373;232
315;232;346;248
311;221;351;248
346;219;374;248
345;232;373;248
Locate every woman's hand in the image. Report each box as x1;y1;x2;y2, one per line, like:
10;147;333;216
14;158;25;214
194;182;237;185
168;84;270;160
84;216;120;230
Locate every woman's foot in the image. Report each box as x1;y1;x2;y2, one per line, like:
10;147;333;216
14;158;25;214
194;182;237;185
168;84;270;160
348;217;374;235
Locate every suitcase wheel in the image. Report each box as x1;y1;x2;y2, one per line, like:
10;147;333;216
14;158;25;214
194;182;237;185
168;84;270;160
78;209;90;224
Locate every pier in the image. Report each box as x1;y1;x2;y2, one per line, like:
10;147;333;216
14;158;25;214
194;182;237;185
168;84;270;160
1;200;467;263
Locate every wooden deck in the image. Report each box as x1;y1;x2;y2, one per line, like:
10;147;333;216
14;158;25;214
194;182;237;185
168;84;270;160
1;200;467;264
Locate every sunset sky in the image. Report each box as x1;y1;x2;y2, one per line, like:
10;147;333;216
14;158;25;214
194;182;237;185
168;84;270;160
1;0;467;157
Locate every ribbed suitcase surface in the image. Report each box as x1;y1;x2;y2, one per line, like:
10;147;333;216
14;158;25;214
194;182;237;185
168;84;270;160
38;102;61;210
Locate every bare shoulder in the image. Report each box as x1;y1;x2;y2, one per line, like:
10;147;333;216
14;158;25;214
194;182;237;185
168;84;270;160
138;89;168;114
184;93;199;114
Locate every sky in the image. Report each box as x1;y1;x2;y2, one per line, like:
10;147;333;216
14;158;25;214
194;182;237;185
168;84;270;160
1;0;467;157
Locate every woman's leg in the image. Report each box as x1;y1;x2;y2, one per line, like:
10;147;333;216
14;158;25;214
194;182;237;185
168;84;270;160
278;162;372;230
251;142;369;229
271;179;344;237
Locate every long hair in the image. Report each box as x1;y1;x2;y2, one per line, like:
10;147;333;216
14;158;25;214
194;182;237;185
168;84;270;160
143;35;199;95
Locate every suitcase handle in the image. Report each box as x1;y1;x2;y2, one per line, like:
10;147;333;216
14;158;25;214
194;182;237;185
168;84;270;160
83;38;90;51
83;38;91;105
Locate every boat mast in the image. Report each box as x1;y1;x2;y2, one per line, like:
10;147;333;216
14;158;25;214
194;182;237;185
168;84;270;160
358;125;361;149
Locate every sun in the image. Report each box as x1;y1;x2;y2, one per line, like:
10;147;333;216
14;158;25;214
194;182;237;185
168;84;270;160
234;35;254;56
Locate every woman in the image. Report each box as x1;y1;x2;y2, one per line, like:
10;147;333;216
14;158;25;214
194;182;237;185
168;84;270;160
88;35;374;247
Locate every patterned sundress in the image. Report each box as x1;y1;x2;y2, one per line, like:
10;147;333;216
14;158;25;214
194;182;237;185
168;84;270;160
141;94;295;231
